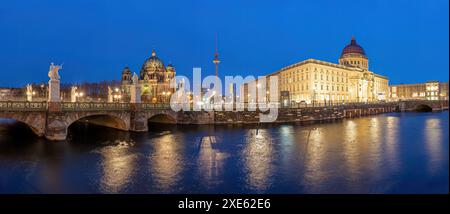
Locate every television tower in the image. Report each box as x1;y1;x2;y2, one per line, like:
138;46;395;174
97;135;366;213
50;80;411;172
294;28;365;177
213;34;220;78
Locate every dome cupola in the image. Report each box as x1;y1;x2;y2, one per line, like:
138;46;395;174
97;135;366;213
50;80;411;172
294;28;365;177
140;49;167;81
339;36;369;70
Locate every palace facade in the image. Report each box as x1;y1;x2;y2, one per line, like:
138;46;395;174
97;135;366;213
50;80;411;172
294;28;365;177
244;37;389;106
120;50;175;103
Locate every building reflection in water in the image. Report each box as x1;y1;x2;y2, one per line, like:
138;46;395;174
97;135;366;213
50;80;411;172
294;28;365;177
197;135;228;188
242;129;274;192
425;118;443;175
99;140;138;193
302;126;327;192
367;117;382;178
342;120;361;184
149;133;183;192
384;116;399;172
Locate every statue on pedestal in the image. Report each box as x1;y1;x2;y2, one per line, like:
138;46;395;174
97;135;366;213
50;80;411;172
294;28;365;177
48;62;63;103
48;62;62;81
26;84;33;102
108;86;113;103
130;73;141;103
71;86;78;102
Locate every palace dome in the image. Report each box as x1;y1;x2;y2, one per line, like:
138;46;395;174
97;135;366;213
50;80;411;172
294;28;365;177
140;50;166;80
340;37;366;58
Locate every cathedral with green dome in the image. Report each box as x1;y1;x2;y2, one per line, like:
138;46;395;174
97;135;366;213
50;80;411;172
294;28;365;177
120;50;176;103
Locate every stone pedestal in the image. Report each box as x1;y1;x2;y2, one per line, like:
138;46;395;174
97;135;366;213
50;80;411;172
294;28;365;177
48;79;61;102
130;85;141;103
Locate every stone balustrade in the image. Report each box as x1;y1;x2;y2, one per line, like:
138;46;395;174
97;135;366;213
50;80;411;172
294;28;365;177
0;101;47;111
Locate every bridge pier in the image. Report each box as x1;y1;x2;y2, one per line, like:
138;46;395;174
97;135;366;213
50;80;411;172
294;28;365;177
45;112;68;141
130;111;148;132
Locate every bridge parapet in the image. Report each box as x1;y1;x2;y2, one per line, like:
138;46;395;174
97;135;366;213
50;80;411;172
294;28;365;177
61;102;130;111
141;103;171;110
0;101;47;111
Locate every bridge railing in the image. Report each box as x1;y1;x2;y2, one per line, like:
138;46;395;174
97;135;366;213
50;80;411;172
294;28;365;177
141;103;171;110
61;102;130;111
0;101;47;111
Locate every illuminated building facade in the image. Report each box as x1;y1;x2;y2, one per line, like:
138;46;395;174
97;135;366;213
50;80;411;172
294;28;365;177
389;81;448;101
120;50;175;103
244;37;389;105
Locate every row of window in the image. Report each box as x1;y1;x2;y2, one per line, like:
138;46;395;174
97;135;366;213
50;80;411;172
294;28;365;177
342;60;367;66
281;73;350;84
282;83;350;93
314;84;349;92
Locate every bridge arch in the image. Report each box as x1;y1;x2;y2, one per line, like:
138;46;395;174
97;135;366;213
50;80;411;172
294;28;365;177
414;104;433;112
147;113;177;124
65;112;130;131
0;112;46;137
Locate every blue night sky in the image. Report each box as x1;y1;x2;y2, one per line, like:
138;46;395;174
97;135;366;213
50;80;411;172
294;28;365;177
0;0;448;87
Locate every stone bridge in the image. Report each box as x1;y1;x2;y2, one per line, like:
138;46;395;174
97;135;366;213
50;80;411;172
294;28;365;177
398;100;449;112
0;101;179;140
0;100;448;141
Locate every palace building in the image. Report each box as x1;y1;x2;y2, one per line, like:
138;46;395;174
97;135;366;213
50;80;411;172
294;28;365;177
120;50;176;103
244;37;389;106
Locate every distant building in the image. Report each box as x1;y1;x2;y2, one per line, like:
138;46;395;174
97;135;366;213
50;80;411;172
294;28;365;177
389;81;448;101
120;50;176;103
244;37;389;106
0;87;24;101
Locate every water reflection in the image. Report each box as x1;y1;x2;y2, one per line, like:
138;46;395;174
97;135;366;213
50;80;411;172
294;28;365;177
384;116;400;172
0;112;448;193
149;133;183;192
301;127;327;192
242;129;274;192
99;140;138;193
425;118;443;174
367;118;382;180
343;120;361;184
197;136;227;187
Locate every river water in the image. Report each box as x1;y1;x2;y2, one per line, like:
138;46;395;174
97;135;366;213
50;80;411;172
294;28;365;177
0;111;448;193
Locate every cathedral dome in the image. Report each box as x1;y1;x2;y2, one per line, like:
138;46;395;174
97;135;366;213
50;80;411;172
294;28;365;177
340;37;366;58
140;50;166;80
